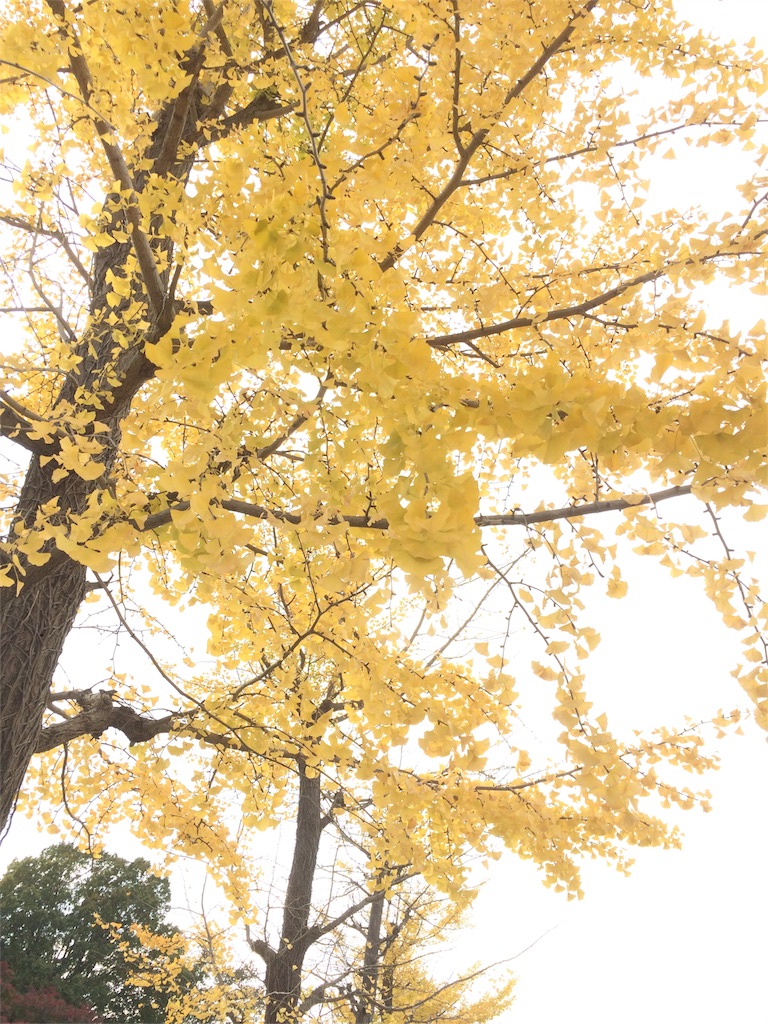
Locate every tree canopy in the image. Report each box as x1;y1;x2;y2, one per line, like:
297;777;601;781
0;0;766;1020
0;844;182;1023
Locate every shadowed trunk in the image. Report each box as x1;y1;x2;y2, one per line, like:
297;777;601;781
0;304;155;830
263;762;324;1024
355;888;385;1024
0;554;88;831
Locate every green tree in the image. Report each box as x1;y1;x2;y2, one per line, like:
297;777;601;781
0;844;181;1024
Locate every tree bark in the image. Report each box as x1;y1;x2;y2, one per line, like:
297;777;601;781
355;888;385;1024
0;309;154;830
264;762;324;1024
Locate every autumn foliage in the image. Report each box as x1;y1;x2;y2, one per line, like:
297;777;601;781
0;0;766;1019
0;962;98;1024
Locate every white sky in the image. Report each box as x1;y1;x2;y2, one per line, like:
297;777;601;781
1;2;767;1023
448;551;768;1024
457;6;768;1020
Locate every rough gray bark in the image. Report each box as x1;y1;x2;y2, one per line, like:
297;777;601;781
263;762;324;1024
0;276;156;832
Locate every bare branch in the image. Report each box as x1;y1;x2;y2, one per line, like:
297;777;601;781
427;266;665;348
0;214;93;285
305;871;416;947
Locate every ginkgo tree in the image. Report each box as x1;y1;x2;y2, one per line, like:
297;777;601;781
0;0;766;1019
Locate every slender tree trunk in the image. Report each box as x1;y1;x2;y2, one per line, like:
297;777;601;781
264;762;324;1023
355;888;385;1024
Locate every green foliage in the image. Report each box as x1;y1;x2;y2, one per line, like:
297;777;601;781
0;844;180;1024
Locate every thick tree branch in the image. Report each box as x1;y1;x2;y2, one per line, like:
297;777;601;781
152;54;206;177
298;968;360;1014
5;484;695;594
36;689;263;755
203;92;296;145
356;887;383;1024
195;0;235;122
36;691;175;752
135;484;693;538
245;925;275;965
262;762;323;1022
0;389;60;455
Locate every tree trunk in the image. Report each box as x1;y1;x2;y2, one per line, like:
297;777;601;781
0;228;156;832
0;52;206;831
0;538;87;830
264;763;324;1024
355;888;385;1024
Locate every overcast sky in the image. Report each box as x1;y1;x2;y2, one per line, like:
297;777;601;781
448;547;768;1024
456;5;768;1019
